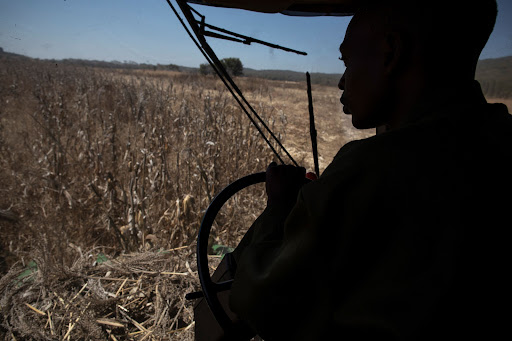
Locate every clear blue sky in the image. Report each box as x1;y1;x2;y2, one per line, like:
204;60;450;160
1;0;511;74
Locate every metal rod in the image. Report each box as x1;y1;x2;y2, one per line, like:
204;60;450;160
169;0;299;166
203;30;247;44
307;72;320;176
199;21;307;55
183;1;300;166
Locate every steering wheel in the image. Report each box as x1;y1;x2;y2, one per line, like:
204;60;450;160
196;172;266;337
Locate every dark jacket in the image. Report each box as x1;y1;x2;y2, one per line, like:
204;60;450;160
230;83;512;340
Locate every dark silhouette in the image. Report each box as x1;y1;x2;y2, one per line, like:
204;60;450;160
229;0;512;340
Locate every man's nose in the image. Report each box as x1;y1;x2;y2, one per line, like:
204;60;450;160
338;73;345;91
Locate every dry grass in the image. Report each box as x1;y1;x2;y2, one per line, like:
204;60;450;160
0;59;280;264
0;57;371;340
0;58;280;340
3;57;508;339
0;248;199;340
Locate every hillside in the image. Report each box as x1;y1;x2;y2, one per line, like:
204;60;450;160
245;56;512;92
1;47;511;96
243;68;340;86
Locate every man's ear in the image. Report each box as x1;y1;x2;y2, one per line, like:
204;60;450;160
383;31;405;74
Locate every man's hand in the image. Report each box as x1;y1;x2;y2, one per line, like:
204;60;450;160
266;162;307;207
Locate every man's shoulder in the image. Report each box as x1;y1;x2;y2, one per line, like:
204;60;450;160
474;102;512;136
334;102;512;155
324;128;413;175
321;101;512;179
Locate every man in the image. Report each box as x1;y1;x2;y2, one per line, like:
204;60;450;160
229;0;511;339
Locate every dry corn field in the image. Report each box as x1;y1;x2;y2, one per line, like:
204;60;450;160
0;55;372;340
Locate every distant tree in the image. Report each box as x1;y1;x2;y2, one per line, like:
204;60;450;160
199;63;214;75
199;58;243;76
221;57;243;76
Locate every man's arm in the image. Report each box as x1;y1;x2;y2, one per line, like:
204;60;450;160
228;135;458;340
229;186;319;339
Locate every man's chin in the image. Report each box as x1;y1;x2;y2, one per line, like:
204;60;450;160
344;107;378;129
351;116;377;130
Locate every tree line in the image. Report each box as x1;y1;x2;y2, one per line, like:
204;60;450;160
199;58;244;76
1;47;511;97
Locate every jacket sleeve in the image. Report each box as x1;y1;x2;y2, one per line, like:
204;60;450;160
228;141;370;339
228;136;456;340
229;188;322;339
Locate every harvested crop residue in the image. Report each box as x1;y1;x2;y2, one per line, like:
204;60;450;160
0;248;199;340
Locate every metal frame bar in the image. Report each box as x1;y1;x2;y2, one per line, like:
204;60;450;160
167;0;299;166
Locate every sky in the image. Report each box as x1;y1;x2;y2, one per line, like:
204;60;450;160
0;0;511;74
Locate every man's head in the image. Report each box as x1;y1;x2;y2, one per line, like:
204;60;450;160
339;0;498;129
